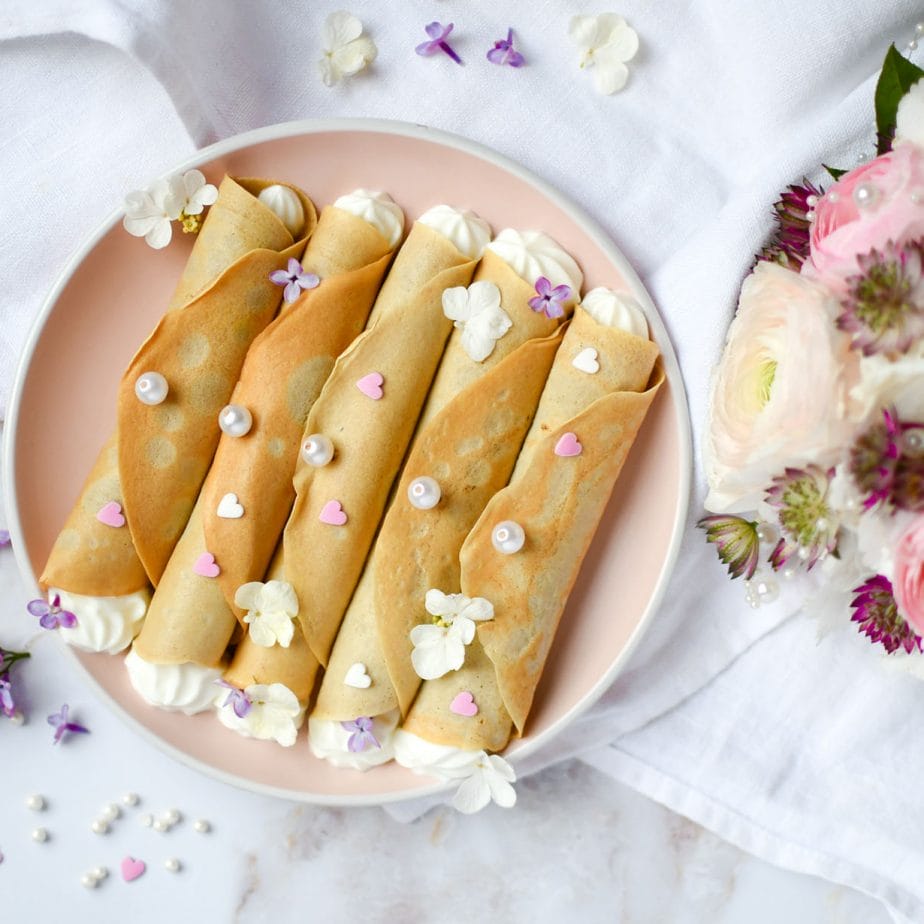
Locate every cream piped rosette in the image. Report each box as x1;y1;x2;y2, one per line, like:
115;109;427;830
40;178;317;653
216;204;492;737
307;230;581;767
127;192;402;710
395;289;662;787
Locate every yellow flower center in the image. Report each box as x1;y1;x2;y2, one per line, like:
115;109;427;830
757;360;777;409
180;210;203;234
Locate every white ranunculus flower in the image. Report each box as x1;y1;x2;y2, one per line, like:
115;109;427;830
851;340;924;425
235;580;299;648
215;682;304;747
896;77;924;149
704;261;858;513
442;281;512;362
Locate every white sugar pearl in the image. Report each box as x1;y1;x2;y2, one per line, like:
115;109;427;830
140;813;153;827
102;803;121;821
491;520;525;555
300;433;334;467
152;818;168;832
122;793;140;807
31;827;49;843
164;857;181;873
853;182;879;209
135;372;169;406
916;22;924;36
407;476;441;510
81;873;99;889
91;819;109;835
164;809;181;825
193;819;210;834
218;404;253;438
25;794;45;811
93;866;109;880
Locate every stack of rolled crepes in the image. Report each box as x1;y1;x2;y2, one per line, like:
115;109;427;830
306;229;584;768
215;205;494;743
124;189;408;714
39;177;317;654
392;289;663;780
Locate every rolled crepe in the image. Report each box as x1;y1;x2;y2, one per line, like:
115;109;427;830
218;205;492;746
395;289;662;771
126;191;402;712
308;230;583;768
40;178;316;653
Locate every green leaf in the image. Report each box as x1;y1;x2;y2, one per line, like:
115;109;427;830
823;164;847;181
875;44;924;155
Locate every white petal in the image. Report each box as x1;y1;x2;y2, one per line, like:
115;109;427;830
487;753;516;783
410;625;464;679
187;182;219;213
410;623;444;646
153;176;185;220
569;14;602;50
182;169;206;198
260;580;299;617
333;37;376;77
465;281;502;318
896;79;924;147
459;596;494;623
452;773;492;814
123;213;160;238
424;588;464;618
486;772;517;808
144;219;173;250
324;11;363;50
602;19;639;62
247;616;276;648
449;617;475;646
123;190;159;221
460;326;497;363
234;582;263;611
594;62;629;95
441;286;472;323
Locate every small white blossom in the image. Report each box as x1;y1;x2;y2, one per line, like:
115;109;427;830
896;78;924;148
447;752;517;814
569;14;639;95
442;281;513;362
410;589;494;679
216;683;303;747
123;169;218;249
319;12;377;86
235;580;299;648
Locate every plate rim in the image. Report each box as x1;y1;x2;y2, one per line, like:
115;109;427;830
3;117;692;806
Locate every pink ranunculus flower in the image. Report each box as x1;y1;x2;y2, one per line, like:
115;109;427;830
894;515;924;634
704;261;857;513
803;142;924;292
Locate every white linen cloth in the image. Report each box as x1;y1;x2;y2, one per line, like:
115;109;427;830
0;2;921;920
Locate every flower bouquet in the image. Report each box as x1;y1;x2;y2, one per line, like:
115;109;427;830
701;46;924;659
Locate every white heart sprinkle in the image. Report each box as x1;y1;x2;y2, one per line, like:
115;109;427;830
572;347;600;374
343;662;371;689
217;493;244;519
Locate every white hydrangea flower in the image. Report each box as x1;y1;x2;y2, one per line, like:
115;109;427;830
442;281;512;362
123;169;218;249
896;78;924;148
437;751;517;814
216;682;304;747
569;13;639;95
410;589;494;679
234;580;299;648
319;11;377;86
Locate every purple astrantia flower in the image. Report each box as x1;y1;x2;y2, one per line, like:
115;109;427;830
487;28;524;67
850;574;922;654
215;680;252;719
697;515;760;580
27;594;77;630
528;277;571;319
0;674;15;717
758;180;822;269
416;21;462;65
47;704;89;744
765;465;838;571
838;241;924;357
341;716;380;753
269;258;320;305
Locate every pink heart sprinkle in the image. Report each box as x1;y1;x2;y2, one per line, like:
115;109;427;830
450;691;478;717
554;432;583;457
120;856;146;882
319;499;348;526
193;552;220;578
96;501;125;528
356;372;384;400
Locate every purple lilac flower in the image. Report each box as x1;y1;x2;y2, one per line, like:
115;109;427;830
27;594;77;630
697;515;760;580
0;674;14;717
487;29;524;67
416;22;462;65
341;716;380;753
850;574;922;654
269;258;320;304
850;407;924;512
215;680;252;719
765;465;838;571
528;277;571;319
47;704;89;744
0;529;10;546
758;180;822;269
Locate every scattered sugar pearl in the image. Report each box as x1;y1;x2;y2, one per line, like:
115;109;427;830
140;813;154;828
122;792;140;807
93;866;109;880
152;818;168;832
492;520;525;555
102;803;121;821
407;476;441;510
300;433;334;467
31;827;49;843
135;371;169;406
193;819;210;834
164;809;182;826
91;819;110;835
218;404;253;438
25;794;46;811
164;857;181;873
81;873;99;889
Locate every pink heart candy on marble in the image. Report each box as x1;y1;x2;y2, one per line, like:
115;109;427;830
120;856;146;882
356;372;384;400
96;501;125;528
193;552;220;578
554;432;583;457
450;691;478;717
319;500;348;526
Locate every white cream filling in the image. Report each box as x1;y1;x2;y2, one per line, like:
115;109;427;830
51;587;149;655
417;205;492;260
487;228;583;297
392;728;483;778
124;649;221;715
258;184;306;237
333;189;404;247
308;709;400;770
580;286;649;338
215;682;305;747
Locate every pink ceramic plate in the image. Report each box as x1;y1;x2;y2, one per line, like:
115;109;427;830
4;120;690;805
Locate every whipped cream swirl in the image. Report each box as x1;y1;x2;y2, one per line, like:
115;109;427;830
417;205;492;260
215;682;304;747
487;229;583;297
124;649;221;715
52;587;149;655
333;189;404;247
308;709;400;770
258;184;306;237
580;286;649;338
